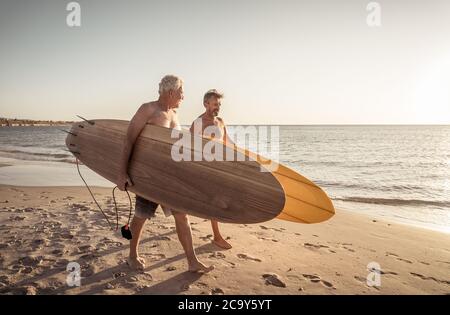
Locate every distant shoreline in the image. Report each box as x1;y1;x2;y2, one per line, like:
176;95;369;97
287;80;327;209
0;124;72;127
0;118;73;127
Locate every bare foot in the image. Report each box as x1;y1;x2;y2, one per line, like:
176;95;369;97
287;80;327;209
213;237;232;250
137;256;146;265
127;256;145;271
188;260;215;273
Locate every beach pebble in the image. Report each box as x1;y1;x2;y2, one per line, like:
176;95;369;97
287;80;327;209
262;274;286;288
166;266;177;271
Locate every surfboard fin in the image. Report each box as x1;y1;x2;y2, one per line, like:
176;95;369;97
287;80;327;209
76;115;95;125
58;129;77;137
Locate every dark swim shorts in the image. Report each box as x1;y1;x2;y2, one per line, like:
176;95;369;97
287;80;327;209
134;195;172;218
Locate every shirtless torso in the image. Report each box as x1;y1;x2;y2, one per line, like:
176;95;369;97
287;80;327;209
144;101;181;130
189;113;230;144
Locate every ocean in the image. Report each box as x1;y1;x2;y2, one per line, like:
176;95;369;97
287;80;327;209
0;125;449;233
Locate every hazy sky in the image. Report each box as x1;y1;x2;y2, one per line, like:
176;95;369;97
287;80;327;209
1;0;449;124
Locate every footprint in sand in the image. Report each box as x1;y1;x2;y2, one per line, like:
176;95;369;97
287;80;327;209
211;287;225;295
386;252;413;264
79;252;101;260
195;282;209;289
77;245;95;253
258;237;279;242
209;252;226;259
262;274;286;288
379;270;398;276
113;272;126;279
199;235;213;241
259;225;283;232
143;253;166;261
81;263;99;277
20;266;34;274
99;238;124;248
237;253;262;262
165;266;177;271
18;256;44;267
51;249;64;257
410;272;450;285
154;235;172;241
31;238;49;249
180;283;191;292
59;231;75;240
10;215;26;221
75;235;91;242
0;275;11;288
302;274;336;289
303;242;330;250
333;242;355;252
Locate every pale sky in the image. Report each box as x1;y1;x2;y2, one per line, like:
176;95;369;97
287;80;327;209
1;0;449;124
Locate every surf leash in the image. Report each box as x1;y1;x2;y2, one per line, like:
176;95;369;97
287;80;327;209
75;158;133;240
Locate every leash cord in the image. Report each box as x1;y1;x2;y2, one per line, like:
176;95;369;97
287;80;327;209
75;158;132;231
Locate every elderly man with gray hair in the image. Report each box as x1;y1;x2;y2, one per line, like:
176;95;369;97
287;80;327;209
117;75;214;273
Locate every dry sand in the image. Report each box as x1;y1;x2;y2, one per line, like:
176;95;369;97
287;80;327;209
0;185;449;295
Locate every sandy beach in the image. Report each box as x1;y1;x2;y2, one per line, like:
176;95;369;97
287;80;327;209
0;184;449;295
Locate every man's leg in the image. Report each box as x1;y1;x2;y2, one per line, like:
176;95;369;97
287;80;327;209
127;215;147;270
211;220;232;249
172;211;214;273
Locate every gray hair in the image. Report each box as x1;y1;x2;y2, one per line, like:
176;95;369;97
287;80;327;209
158;75;183;94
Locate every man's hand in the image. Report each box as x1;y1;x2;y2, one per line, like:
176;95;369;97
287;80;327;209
117;172;133;191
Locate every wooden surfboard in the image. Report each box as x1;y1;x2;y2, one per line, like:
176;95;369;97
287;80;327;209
65;119;334;224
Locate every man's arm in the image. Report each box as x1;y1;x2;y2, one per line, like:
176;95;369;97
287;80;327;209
170;111;182;131
117;103;155;190
220;118;235;146
189;118;203;135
